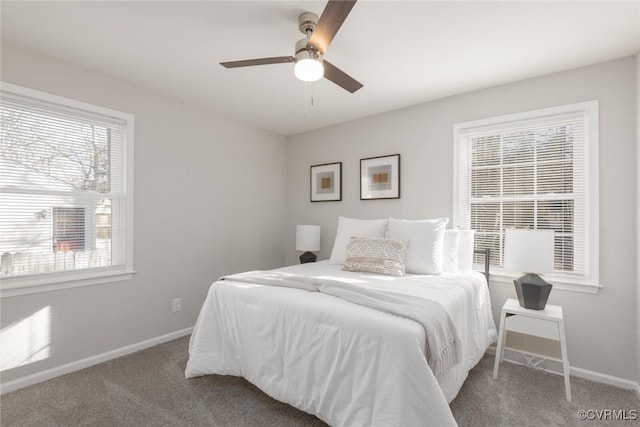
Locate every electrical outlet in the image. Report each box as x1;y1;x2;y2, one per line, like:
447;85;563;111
172;298;182;312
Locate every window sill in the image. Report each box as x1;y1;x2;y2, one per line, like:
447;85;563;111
487;270;602;294
0;268;136;298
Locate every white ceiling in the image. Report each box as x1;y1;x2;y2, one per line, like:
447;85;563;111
2;1;639;136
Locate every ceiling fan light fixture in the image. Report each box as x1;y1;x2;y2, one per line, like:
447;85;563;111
294;40;324;82
294;57;324;82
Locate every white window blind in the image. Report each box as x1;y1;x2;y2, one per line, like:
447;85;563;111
455;102;599;287
0;83;134;295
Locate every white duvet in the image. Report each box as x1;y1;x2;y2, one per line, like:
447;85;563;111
186;261;496;427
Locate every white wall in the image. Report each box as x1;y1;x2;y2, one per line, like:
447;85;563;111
636;51;640;385
287;57;637;381
0;44;288;384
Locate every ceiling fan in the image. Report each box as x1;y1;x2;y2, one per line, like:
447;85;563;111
220;0;363;94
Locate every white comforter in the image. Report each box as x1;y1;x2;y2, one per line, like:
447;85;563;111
186;262;496;427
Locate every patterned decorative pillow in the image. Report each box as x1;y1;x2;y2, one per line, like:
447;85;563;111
343;236;408;277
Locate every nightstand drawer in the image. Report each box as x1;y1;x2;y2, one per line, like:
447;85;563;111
505;314;560;340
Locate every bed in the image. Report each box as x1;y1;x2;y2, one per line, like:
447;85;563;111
186;218;497;426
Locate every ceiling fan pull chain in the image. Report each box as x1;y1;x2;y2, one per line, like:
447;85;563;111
304;82;316;119
310;82;315;108
304;82;309;119
310;82;315;107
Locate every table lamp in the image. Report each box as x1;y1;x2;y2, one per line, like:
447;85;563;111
504;229;555;310
296;225;321;263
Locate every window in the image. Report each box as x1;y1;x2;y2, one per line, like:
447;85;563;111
52;207;86;252
454;101;600;293
0;83;134;296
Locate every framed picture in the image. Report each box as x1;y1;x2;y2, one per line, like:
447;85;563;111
310;162;342;202
360;154;400;200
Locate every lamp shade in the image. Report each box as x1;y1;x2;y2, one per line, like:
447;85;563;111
504;229;554;274
296;225;321;252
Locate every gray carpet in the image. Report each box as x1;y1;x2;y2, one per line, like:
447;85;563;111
1;335;637;426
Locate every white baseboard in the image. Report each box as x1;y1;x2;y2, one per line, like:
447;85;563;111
487;346;640;394
0;326;194;395
4;335;638;398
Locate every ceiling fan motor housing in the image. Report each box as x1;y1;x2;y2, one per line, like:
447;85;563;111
294;38;323;63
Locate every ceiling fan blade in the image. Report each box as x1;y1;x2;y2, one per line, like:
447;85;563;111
220;56;294;68
308;0;357;54
323;60;363;93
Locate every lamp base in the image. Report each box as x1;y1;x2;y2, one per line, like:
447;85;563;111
513;273;553;310
299;251;317;264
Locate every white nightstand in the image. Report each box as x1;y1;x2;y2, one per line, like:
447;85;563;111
493;298;571;402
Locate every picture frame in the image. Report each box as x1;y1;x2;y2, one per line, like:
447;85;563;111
360;154;400;200
310;162;342;202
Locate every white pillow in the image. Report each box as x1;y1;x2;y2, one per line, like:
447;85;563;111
442;229;461;273
458;229;476;270
386;218;449;275
329;217;389;264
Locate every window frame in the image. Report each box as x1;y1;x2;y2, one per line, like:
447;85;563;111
0;82;135;298
453;101;601;294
